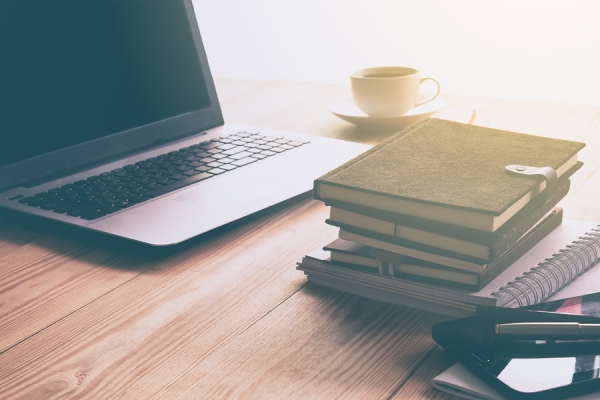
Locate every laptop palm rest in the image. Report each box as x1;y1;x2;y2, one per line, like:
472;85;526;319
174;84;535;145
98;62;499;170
88;172;297;246
174;174;291;212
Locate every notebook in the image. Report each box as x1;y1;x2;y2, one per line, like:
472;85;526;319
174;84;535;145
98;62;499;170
313;118;584;231
298;219;600;317
0;0;368;246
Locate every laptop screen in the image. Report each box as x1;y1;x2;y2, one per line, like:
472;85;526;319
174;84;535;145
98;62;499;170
0;0;212;169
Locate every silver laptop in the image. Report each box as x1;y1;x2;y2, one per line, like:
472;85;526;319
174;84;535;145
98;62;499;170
0;0;368;246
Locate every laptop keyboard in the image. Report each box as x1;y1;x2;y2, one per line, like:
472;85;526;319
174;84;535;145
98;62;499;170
13;132;309;221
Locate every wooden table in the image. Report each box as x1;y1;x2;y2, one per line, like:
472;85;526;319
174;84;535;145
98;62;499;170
2;78;600;399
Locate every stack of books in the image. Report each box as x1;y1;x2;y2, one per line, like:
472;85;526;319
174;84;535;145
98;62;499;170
297;118;587;316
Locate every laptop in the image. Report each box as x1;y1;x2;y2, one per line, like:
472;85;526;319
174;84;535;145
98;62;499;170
0;0;368;246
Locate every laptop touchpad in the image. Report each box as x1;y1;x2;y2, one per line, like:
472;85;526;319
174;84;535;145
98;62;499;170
174;174;292;212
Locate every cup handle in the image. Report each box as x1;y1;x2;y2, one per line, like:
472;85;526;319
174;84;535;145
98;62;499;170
415;77;440;107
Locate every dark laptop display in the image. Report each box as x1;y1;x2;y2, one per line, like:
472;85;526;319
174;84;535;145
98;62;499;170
0;0;211;169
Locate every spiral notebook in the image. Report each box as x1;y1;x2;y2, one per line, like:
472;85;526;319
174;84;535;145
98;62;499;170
297;219;600;316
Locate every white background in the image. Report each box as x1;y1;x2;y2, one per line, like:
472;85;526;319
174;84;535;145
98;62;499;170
193;0;600;106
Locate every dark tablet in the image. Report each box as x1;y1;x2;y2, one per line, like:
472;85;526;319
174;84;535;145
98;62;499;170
433;292;600;399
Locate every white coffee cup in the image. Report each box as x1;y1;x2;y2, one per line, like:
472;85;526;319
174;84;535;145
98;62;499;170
350;66;440;117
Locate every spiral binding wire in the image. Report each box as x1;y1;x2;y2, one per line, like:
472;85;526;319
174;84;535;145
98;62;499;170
492;226;600;308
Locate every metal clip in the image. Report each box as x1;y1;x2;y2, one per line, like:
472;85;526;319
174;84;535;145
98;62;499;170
505;165;558;206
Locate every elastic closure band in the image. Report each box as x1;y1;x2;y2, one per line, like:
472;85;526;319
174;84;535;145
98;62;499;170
505;165;558;206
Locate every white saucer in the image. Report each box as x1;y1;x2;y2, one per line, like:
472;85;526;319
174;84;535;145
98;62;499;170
328;97;445;130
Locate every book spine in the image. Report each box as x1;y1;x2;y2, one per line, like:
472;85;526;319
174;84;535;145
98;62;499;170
493;226;600;307
488;179;569;259
325;176;572;246
336;222;490;264
478;208;563;288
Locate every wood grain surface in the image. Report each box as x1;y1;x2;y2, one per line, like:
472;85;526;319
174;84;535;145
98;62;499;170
2;78;600;399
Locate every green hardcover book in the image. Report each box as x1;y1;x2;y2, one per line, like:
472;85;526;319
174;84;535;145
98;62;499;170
325;176;572;261
313;118;584;232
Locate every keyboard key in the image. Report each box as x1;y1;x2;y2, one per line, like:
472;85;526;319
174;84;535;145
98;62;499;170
211;154;227;160
101;197;123;206
251;154;268;159
18;196;36;204
219;157;236;164
208;168;225;175
247;148;262;154
222;146;248;155
256;145;273;150
53;204;76;214
40;203;59;210
194;166;211;172
183;170;201;176
288;141;305;147
206;148;221;154
200;157;216;163
114;201;136;208
230;151;253;160
271;147;286;153
231;141;246;146
200;142;220;149
131;188;149;195
99;206;123;214
80;211;108;220
261;151;276;156
142;183;162;190
161;169;179;177
218;144;235;150
279;144;295;150
220;164;238;171
66;208;89;217
123;194;141;202
274;139;290;144
145;172;213;198
206;162;223;168
231;157;257;167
